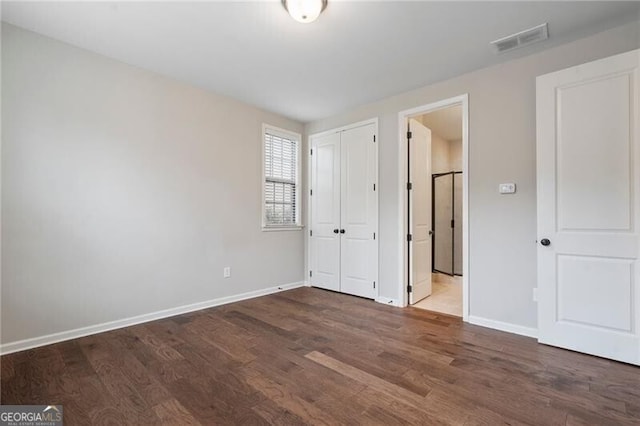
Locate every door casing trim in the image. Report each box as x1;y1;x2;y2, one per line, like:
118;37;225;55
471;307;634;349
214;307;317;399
397;94;469;320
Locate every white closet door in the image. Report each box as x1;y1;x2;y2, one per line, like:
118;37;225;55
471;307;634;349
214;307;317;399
339;123;377;299
409;119;432;304
310;132;341;292
537;49;640;365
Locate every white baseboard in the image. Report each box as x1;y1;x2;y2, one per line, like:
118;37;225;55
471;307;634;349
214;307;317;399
468;315;538;339
376;296;401;307
0;281;305;356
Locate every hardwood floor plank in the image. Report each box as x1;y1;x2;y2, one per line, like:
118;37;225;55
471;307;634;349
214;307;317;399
58;340;95;377
305;350;430;406
244;371;337;425
70;375;118;424
152;398;202;425
251;399;308;425
1;356;41;403
167;375;267;425
185;321;257;364
357;404;408;425
81;339;162;425
130;325;185;362
350;387;452;425
87;406;130;426
0;356;15;381
438;373;568;426
318;346;432;396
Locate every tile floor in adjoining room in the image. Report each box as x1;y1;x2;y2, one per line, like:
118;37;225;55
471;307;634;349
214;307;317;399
413;274;462;317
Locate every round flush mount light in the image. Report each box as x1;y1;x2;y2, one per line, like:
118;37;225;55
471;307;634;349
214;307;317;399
282;0;327;24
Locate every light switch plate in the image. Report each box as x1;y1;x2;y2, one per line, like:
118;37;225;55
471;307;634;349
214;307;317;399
499;183;516;194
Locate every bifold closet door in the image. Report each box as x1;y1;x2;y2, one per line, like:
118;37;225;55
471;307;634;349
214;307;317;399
309;132;341;292
309;122;378;300
339;123;377;299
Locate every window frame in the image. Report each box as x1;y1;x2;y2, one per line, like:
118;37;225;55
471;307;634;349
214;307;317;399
261;124;303;231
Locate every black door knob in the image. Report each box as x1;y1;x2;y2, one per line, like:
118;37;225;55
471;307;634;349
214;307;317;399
333;229;339;234
340;229;346;234
540;238;551;246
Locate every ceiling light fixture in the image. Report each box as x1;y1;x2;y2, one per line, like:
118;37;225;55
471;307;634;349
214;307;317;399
282;0;327;24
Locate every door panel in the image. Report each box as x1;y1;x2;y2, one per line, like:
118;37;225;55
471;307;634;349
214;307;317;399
310;132;341;292
409;119;432;304
537;49;640;365
340;123;377;299
557;73;632;231
557;255;633;332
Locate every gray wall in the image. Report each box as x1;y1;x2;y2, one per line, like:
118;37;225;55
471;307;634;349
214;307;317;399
305;20;640;329
429;132;452;175
1;24;305;345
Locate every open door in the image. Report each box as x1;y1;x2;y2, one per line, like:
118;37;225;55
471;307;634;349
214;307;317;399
409;118;433;304
537;49;640;365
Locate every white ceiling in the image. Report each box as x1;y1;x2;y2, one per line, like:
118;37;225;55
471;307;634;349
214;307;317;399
420;105;462;142
2;2;639;123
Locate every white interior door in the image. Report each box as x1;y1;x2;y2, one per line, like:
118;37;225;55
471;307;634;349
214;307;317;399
537;49;640;365
339;123;378;299
409;119;433;304
310;132;341;292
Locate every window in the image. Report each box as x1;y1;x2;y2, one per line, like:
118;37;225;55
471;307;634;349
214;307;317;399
262;125;301;229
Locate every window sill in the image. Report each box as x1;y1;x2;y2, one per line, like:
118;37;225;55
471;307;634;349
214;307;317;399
262;225;304;232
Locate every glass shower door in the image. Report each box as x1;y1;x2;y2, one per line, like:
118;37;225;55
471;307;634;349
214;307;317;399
432;171;462;276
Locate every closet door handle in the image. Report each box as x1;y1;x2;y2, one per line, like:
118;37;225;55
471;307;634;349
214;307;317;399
333;229;339;234
340;229;346;234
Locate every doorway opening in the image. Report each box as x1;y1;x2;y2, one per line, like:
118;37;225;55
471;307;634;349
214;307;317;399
398;95;469;320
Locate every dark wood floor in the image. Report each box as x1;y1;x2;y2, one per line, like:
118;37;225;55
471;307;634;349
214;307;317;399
2;287;639;425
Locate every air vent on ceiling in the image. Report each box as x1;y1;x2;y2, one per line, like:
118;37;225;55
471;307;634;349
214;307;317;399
490;23;549;54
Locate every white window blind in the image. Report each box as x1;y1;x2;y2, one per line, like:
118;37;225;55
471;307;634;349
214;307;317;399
263;127;300;227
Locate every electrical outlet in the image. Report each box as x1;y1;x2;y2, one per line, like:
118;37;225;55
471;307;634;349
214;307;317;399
223;267;231;278
499;183;516;194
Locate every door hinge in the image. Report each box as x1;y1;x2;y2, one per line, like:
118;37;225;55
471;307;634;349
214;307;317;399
407;182;412;190
373;232;376;240
309;270;313;277
451;219;455;228
407;285;413;293
373;281;376;289
373;135;376;142
407;234;412;242
310;230;313;237
407;131;412;139
310;148;313;155
310;189;313;196
373;183;376;191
